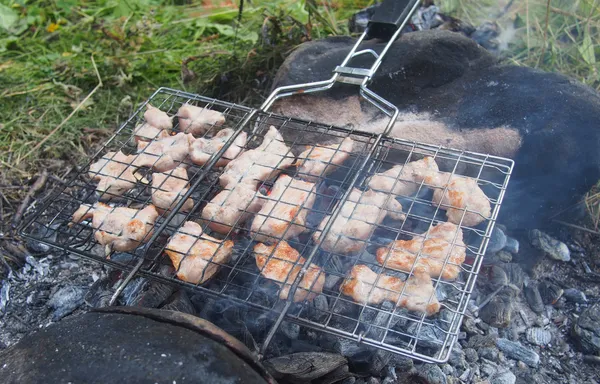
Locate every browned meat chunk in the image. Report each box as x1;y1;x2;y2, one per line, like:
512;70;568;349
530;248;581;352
134;131;194;172
367;157;439;197
340;264;440;316
177;103;225;136
254;241;325;302
220;126;294;188
71;203;158;252
251;175;316;243
165;221;233;284
144;104;173;130
190;129;247;167
430;173;491;226
296;137;354;182
151;167;194;213
376;222;466;281
313;188;405;254
89;151;138;198
201;183;264;234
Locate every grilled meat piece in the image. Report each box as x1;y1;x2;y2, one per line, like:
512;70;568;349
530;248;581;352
340;264;440;316
219;126;294;188
201;183;264;234
254;241;325;302
71;202;158;252
134;122;163;142
134;130;194;172
430;173;491;226
144;104;173;130
190;128;247;167
313;188;405;254
296;137;355;182
89;151;138;198
177;103;225;136
165;221;233;284
151;167;194;213
367;156;439;197
251;175;316;243
376;222;466;280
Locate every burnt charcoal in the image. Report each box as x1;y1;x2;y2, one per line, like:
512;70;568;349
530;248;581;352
479;346;499;361
529;230;571;262
279;321;300;340
84;277;114;308
572;304;600;354
264;352;347;382
479;294;512;328
121;275;175;308
324;275;342;290
47;285;85;321
488;265;508;289
464;347;478;363
496;338;540;367
416;364;447;384
306;294;329;323
489;370;517;384
504;237;519;254
526;327;551;346
563;288;588;303
290;339;323;353
466;334;497;349
367;349;393;376
407;322;445;351
538;281;563;305
25;223;60;254
487;226;507;254
159;290;195;315
448;348;467;370
340;378;356;384
315;364;352;384
501;263;525;291
365;378;380;384
524;283;544;314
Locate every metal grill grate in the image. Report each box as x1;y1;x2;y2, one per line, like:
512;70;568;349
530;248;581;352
22;88;513;363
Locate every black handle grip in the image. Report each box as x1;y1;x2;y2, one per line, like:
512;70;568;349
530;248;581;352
367;0;420;40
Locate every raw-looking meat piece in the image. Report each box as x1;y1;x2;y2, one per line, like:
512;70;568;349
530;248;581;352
340;264;440;316
71;203;158;252
430;173;491;226
254;241;325;302
151;167;194;213
376;222;466;280
251;175;316;243
134;122;163;142
367;157;439;197
144;104;173;130
177;103;225;136
89;151;138;198
201;183;264;234
313;188;405;254
165;221;233;284
219;126;294;188
190;128;247;167
134;130;194;172
296;137;355;182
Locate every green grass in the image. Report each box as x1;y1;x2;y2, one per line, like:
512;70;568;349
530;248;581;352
0;0;599;237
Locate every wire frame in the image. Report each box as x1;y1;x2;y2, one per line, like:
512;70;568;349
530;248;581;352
22;88;514;364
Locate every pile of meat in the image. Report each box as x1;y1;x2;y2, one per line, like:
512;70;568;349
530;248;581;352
72;103;493;318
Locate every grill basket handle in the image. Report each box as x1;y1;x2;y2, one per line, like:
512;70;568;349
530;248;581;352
368;0;420;40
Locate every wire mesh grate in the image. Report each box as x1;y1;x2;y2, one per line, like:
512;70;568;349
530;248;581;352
22;87;513;363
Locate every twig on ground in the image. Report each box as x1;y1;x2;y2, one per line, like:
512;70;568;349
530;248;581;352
20;55;103;163
11;171;48;229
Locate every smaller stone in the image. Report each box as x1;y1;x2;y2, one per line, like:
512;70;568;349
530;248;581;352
526;328;552;346
517;361;527;370
538;281;563;305
487;227;508;254
479;347;499;362
448;349;467;370
416;364;447;384
479;294;512;328
464;348;479;363
504;237;519;254
524;284;544;314
529;229;570;262
496;338;539;367
280;321;300;340
563;288;587;303
489;370;516;384
47;285;85;321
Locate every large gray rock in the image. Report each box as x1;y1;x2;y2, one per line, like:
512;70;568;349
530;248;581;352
272;31;600;229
